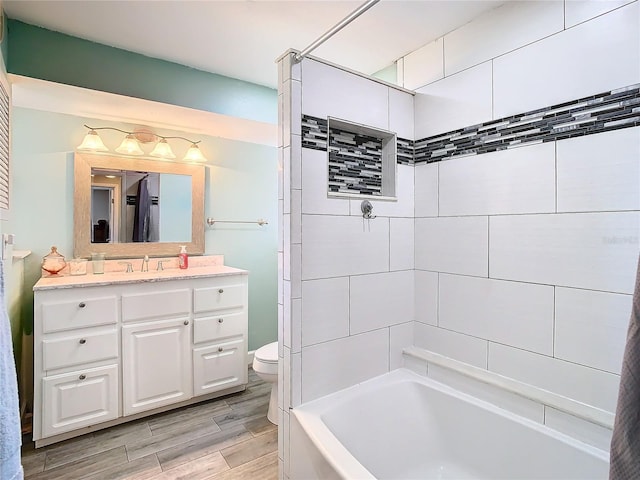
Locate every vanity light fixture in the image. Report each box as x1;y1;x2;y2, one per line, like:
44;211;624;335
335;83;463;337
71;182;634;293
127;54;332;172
77;124;207;162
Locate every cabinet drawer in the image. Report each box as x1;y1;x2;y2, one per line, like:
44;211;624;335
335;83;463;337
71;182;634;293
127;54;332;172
122;289;191;322
41;296;117;333
42;364;119;438
194;284;244;313
193;337;245;396
193;312;245;344
42;329;118;371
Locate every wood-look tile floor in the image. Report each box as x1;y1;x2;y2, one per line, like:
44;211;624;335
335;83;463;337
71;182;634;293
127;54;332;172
21;369;278;480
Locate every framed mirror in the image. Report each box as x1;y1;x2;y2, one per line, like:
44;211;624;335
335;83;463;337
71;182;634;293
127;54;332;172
74;152;205;258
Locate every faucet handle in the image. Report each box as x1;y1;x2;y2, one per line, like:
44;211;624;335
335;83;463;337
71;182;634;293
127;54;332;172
117;261;133;273
141;255;149;272
157;260;169;271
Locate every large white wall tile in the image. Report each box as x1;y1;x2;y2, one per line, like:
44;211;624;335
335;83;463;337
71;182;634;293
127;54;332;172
555;287;632;374
290;189;301;245
403;38;444;91
350;271;415;334
390;218;414;271
389;88;414;140
414;322;488;368
290;134;302;190
390;322;414;370
444;1;563;77
415;163;438;217
301;277;350;347
494;3;640;118
301;147;349;215
415;270;438;326
414;62;493;138
301;215;390;279
301;58;389;130
439;274;554;355
415;216;489;277
557;127;640;213
544;407;613;452
565;0;635;28
488;343;621;412
349;165;415;217
490;212;640;294
439;142;556;216
301;329;389;402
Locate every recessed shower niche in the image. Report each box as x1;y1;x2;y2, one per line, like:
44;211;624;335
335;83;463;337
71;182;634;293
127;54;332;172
327;117;397;200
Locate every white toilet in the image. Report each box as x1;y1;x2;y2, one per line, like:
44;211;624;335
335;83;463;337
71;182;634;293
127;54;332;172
252;341;278;425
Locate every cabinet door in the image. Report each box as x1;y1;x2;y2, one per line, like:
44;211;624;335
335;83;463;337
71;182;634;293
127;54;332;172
42;364;118;438
122;318;192;416
193;337;245;396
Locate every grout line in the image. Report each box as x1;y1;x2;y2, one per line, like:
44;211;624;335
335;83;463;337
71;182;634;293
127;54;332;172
348;275;351;336
552;286;557;357
442;36;445;78
491;59;494;120
486;340;490;370
554;140;558;213
436;272;440;327
487;216;490;278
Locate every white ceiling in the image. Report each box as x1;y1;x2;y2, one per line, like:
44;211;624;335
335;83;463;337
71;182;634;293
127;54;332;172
3;0;506;89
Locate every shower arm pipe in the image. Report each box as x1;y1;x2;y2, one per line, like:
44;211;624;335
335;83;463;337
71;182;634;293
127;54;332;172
293;0;380;63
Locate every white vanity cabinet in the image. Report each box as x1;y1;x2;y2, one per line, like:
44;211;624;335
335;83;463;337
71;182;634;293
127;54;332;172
33;265;248;447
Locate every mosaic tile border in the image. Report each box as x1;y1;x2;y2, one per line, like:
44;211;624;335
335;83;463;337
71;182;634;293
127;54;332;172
414;83;640;164
301;83;640;167
301;116;414;166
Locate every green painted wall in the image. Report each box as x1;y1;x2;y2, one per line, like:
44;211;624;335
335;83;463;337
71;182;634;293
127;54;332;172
8;108;278;351
7;20;277;124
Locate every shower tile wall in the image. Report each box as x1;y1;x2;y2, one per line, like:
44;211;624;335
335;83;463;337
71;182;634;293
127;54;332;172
280;1;639;475
409;0;639;440
278;54;414;480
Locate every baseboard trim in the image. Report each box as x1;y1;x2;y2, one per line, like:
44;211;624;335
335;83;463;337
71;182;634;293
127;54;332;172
247;350;255;366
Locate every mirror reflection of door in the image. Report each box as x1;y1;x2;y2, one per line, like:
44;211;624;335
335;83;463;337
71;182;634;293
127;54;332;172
91;175;121;243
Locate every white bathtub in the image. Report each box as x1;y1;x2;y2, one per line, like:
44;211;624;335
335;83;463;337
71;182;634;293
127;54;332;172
290;368;609;479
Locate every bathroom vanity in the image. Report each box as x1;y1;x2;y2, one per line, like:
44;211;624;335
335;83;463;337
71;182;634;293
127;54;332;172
32;256;248;447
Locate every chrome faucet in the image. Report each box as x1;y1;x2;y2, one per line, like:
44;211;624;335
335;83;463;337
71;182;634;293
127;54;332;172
118;261;133;273
141;255;149;272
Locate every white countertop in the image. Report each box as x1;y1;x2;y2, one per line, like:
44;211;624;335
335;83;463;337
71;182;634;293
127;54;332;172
33;255;248;290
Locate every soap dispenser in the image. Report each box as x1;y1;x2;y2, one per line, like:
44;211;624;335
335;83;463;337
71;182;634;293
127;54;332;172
178;245;189;269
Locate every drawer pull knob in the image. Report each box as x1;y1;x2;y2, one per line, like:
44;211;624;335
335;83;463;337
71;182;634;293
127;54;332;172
79;374;86;380
218;347;224;352
79;338;87;345
218;318;224;323
184;320;189;326
218;289;224;294
78;302;86;308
